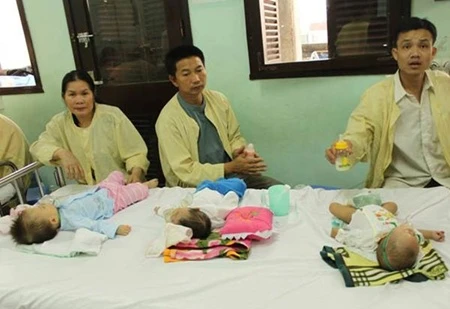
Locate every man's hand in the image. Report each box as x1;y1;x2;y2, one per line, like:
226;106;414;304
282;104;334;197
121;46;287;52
116;225;132;236
325;139;353;164
225;154;267;175
232;145;245;159
53;149;85;181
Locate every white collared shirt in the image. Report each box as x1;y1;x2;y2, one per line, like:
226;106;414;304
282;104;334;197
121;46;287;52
383;70;450;188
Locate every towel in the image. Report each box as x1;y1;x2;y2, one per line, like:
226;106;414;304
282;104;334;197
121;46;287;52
17;228;107;258
196;178;247;198
0;204;32;234
320;240;448;287
163;231;251;263
146;223;193;257
0;183;16;204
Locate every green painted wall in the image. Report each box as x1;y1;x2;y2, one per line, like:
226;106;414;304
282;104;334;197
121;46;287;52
1;0;449;188
1;0;75;184
187;0;450;188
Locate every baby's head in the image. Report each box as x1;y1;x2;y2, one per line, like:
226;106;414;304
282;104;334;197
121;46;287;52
10;204;60;245
170;207;211;239
377;224;420;271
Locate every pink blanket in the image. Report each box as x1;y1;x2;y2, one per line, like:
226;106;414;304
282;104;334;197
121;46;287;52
163;231;251;263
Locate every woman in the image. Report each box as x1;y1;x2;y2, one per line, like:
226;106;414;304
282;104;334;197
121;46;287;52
30;70;149;185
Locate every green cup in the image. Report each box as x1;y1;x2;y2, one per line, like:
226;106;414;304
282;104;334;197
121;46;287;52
268;184;291;216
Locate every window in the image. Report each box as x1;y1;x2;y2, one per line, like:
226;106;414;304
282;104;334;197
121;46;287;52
244;0;411;79
0;0;43;95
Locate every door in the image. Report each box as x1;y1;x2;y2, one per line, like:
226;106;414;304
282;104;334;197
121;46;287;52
63;0;193;184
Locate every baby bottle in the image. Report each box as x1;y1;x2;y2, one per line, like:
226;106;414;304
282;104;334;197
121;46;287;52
245;143;256;158
334;135;351;171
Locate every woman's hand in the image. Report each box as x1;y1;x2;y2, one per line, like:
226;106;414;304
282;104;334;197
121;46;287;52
127;167;145;183
53;149;85;181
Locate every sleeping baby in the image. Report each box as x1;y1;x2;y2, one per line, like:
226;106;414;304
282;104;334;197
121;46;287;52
154;178;246;238
329;192;445;270
9;171;158;244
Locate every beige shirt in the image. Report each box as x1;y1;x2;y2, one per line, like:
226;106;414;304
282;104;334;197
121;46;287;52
343;70;450;188
156;90;246;187
0;114;32;187
30;104;149;185
384;71;450;188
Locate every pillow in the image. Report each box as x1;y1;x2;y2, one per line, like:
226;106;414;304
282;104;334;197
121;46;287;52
220;206;273;240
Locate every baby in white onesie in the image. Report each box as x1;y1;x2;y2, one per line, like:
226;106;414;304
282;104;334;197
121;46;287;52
329;195;445;271
154;188;239;238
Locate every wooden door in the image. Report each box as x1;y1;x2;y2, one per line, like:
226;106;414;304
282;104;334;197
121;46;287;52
63;0;193;184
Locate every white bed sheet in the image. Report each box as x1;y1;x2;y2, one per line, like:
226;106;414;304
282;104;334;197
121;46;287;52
0;186;449;309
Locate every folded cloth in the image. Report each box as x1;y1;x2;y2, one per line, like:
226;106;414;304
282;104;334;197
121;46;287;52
0;183;16;204
163;231;251;263
146;223;193;257
196;178;247;198
17;228;107;258
320;240;448;287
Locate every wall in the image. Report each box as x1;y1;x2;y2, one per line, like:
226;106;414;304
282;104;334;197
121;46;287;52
0;0;75;184
187;0;450;188
1;0;449;188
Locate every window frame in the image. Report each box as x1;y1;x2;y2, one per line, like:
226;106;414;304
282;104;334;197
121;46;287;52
244;0;412;80
0;0;43;95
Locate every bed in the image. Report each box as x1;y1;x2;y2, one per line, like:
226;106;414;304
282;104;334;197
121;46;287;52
0;185;449;309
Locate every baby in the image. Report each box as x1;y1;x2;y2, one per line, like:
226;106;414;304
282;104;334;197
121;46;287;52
154;188;240;239
329;193;445;271
10;171;158;245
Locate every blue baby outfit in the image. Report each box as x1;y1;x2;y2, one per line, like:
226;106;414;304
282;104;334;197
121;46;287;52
196;177;247;198
57;187;117;239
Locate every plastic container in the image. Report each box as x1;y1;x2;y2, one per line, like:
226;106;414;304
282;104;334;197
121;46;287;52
335;135;351;171
268;184;291;216
245;143;256;158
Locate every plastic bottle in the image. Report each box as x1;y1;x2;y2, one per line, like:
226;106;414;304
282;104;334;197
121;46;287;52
245;143;256;158
334;135;351;171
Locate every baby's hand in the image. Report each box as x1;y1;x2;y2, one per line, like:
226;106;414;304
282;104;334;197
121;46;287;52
116;225;132;236
432;230;445;242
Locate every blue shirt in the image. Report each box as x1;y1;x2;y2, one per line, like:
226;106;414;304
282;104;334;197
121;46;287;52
177;93;230;164
56;187;117;238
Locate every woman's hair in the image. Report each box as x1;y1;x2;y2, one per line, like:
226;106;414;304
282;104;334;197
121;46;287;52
10;212;58;245
61;70;96;97
178;208;212;239
376;231;419;271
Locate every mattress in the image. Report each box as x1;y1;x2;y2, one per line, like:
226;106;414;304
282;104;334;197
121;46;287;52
0;186;449;309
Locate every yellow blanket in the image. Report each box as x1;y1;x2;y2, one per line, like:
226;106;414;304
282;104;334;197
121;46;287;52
320;240;448;287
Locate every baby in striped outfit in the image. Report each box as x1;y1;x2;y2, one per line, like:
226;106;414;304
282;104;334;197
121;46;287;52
10;171;158;245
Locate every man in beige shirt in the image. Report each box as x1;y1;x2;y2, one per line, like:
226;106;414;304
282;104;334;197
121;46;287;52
156;45;282;188
325;17;450;188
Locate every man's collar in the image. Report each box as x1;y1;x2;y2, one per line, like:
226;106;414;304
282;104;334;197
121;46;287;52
393;70;434;103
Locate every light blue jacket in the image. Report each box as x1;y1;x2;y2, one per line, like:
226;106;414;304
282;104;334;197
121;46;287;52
57;187;117;238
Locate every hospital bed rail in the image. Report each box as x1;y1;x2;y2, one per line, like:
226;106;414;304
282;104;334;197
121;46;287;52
0;161;66;205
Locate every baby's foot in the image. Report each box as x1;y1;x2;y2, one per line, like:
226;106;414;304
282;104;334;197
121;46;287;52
144;178;159;188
